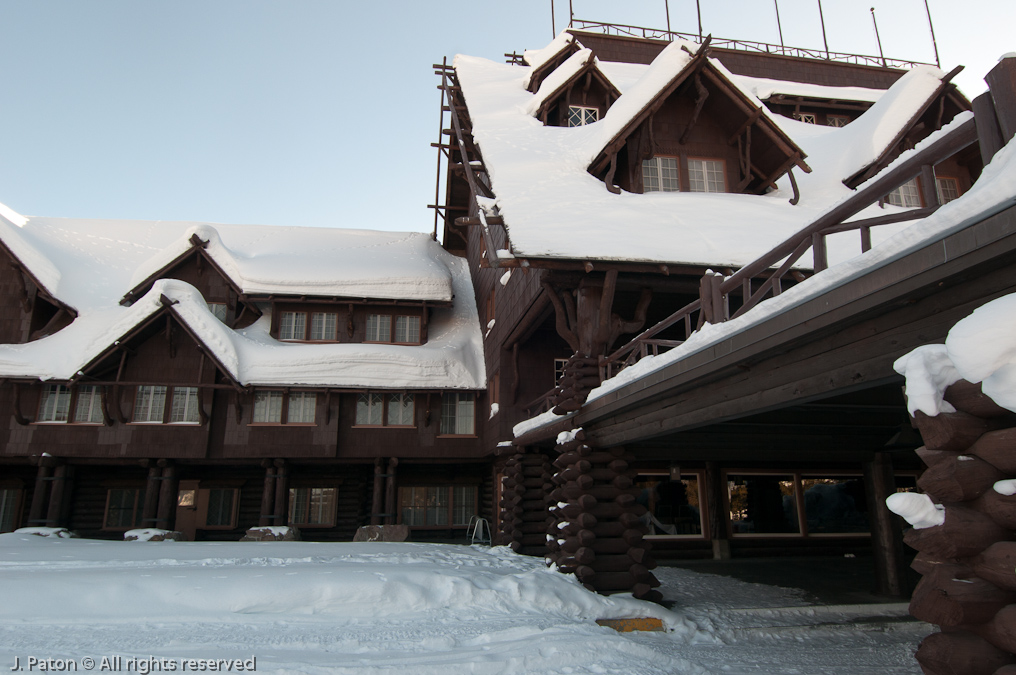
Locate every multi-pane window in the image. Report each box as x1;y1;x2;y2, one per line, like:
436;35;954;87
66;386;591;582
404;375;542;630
886;178;922;207
207;302;228;322
169;387;200;424
133;385;168;423
826;115;849;127
355;393;414;427
796;112;817;124
634;473;704;536
727;474;799;535
288;487;337;527
279;311;307;341
554;358;569;384
936;177;960;204
204;488;237;528
253;391;284;423
73;386;104;424
366;314;392;342
399;485;477;526
688;159;725;193
386;393;415;426
440;392;475;435
104;488;143;529
38;385;71;422
567;105;598;127
0;489;22;533
310;313;338;341
395;316;421;343
641;157;679;193
287;392;317;424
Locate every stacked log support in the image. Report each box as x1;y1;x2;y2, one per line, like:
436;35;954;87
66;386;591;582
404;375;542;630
546;429;661;602
500;450;553;556
896;380;1016;675
549;354;601;414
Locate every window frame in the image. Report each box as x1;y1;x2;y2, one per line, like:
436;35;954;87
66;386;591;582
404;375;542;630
687;157;727;193
248;390;318;426
397;484;478;529
826;115;849;127
288;486;339;528
130;385;204;426
935;176;960;204
199;487;240;530
102;487;144;531
364;313;423;345
36;384;72;423
636;471;707;540
641;156;680;193
886;177;922;208
796;112;818;124
277;309;339;343
566;105;599;127
353;392;416;428
439;392;476;437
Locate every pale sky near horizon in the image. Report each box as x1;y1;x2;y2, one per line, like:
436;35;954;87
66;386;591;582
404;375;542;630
0;0;1011;235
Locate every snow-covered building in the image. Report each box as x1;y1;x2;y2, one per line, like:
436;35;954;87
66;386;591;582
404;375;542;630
0;213;489;540
435;28;1015;598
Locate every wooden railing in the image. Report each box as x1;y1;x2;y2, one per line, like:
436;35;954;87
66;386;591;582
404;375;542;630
599;116;978;379
569;20;933;70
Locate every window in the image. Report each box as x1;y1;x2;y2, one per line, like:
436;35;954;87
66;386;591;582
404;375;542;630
73;386;104;424
169;387;200;424
801;476;869;534
104;488;143;529
688;159;726;193
38;385;71;423
554;358;569;385
399;485;477;527
133;385;168;423
251;391;315;425
796;112;817;124
207;302;228;322
310;312;338;341
641;157;679;193
936;177;960;204
289;487;337;527
204;488;238;528
279;311;306;340
886;178;922;207
567;105;598;127
727;474;799;535
826;115;849;127
0;489;22;533
635;473;704;537
440;392;475;435
366;314;421;344
355;393;415;427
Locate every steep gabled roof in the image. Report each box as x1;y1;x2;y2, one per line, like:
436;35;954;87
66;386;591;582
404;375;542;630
587;38;811;191
523;32;583;93
525;48;622;122
0;204;77;317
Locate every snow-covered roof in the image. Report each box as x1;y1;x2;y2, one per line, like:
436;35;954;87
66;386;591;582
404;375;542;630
0;208;485;390
454;36;956;267
524;48;618;118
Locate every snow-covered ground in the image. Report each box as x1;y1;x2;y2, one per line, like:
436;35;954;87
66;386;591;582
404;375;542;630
0;533;928;674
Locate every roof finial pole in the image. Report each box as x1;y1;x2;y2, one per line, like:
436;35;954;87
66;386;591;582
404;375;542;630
923;0;941;68
774;0;785;50
817;0;829;59
665;0;671;36
568;0;573;28
551;0;556;37
696;0;703;42
870;7;887;69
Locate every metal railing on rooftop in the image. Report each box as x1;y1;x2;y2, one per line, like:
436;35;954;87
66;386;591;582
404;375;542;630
569;19;934;70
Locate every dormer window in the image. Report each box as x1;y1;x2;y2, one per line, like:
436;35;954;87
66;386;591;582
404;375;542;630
207;302;228;322
886;178;921;207
796;112;817;124
567;106;599;127
279;310;338;342
827;115;849;127
642;157;679;193
366;314;421;344
688;159;726;193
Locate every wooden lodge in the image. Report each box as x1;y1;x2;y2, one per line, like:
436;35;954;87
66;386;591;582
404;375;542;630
3;25;1016;612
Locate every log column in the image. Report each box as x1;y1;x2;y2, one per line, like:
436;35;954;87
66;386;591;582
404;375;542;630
546;430;661;602
45;464;73;528
863;451;907;596
259;461;277;527
27;460;54;527
499;450;552;555
156;460;178;531
384;458;399;525
371;458;385;526
896;380;1016;674
273;459;289;526
142;464;162;528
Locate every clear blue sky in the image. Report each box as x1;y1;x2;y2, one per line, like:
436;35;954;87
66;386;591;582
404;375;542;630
0;0;1011;234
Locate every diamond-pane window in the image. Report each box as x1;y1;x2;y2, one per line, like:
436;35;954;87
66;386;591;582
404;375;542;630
567;105;598;127
385;393;415;426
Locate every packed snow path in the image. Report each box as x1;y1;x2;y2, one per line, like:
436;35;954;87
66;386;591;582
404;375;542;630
0;534;927;674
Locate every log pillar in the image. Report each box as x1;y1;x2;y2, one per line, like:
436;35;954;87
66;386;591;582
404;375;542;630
500;449;552;556
142;464;162;528
156;461;178;530
384;458;399;525
259;461;277;527
371;458;385;526
863;451;907;596
27;463;53;527
45;464;72;528
705;461;730;560
273;459;289;526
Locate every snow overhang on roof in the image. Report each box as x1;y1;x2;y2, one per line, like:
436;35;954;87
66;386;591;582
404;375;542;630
524;48;621;121
523;31;583;92
453;36;966;269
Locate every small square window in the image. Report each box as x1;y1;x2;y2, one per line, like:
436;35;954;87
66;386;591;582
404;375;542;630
567;105;598;127
279;311;306;340
355;392;385;426
207;302;228;322
886;178;921;208
289;487;337;527
936;177;960;203
253;391;284;423
796;112;817;124
385;393;415;426
688;159;725;193
170;387;201;424
288;392;316;424
310;313;337;341
826;115;849;127
395;316;420;343
133;385;168;423
366;314;391;342
641;157;679;193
